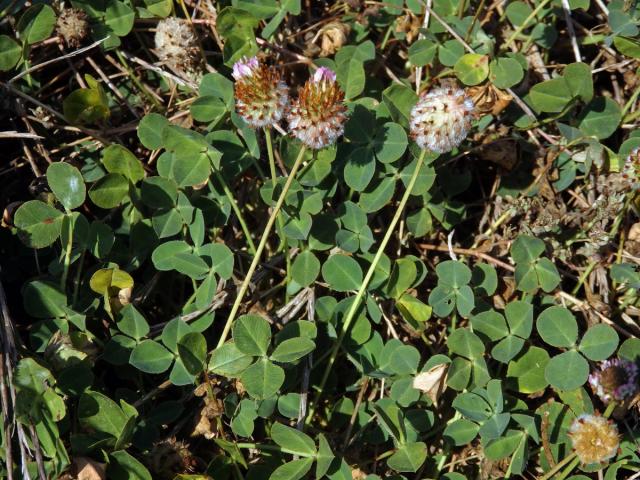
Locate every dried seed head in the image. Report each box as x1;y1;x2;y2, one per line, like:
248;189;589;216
410;84;475;153
154;17;203;82
287;67;348;149
56;8;89;48
233;56;289;129
622;148;640;190
589;358;639;403
568;414;620;465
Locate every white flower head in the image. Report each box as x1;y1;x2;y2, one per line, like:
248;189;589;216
410;85;475;154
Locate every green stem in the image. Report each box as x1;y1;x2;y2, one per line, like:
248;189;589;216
623;83;640;119
215;145;308;348
554;456;580;480
537;452;577;480
213;173;257;255
305;150;427;425
571;260;597;295
502;0;553;51
60;213;74;290
235;442;314;457
264;128;287;252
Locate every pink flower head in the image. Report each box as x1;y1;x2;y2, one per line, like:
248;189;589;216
233;56;289;128
313;67;337;84
232;56;260;81
588;358;639;404
287;68;348;149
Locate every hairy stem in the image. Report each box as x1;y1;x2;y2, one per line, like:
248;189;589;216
305;149;427;425
213;173;257;255
215;145;308;348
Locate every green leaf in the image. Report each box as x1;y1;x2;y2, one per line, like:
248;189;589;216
89;173;129;209
63;83;110;125
443;418;479;446
529;77;573;113
14;200;63;248
387;442;427;473
108;450;152;480
408;39;437;66
382;84;418;129
373;122;408;164
47;162;86;211
89;268;133;295
271;422;317;456
104;0;135;37
454;54;489;86
489;57;524;89
291;251;320;287
511;235;545;263
578;324;618;361
389;345;420;375
545;350;589;391
578;97;621;139
0;35;22;71
471;310;508;342
78;390;128;439
537;306;578;348
435;260;472;287
117;305;149;341
137;113;169;149
177;332;207;375
208;342;253;376
321;254;363;292
157;151;212;188
505;300;533;339
129;340;174;374
22;280;67;318
270;337;315;363
17;4;56;45
564;62;593;102
102;145;145;183
240;358;284;399
316;434;335;478
447;328;484;359
268;458;314;480
492;335;525;363
233;314;271;356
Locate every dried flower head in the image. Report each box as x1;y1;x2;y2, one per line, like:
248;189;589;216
410;84;475;153
568;414;619;465
622;148;640;190
233;56;289;128
154;17;203;82
589;358;639;404
56;8;89;48
287;67;348;149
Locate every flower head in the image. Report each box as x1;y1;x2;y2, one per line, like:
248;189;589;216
622;148;640;190
56;8;89;48
410;84;474;153
568;414;619;465
287;67;347;149
233;56;289;129
232;56;260;80
589;358;638;404
155;17;203;82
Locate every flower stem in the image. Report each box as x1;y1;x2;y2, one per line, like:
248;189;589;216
216;145;308;348
60;213;74;290
264;128;287;254
305;149;427;425
213;172;257;255
538;453;577;480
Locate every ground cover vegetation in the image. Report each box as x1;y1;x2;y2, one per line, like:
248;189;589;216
1;0;640;479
